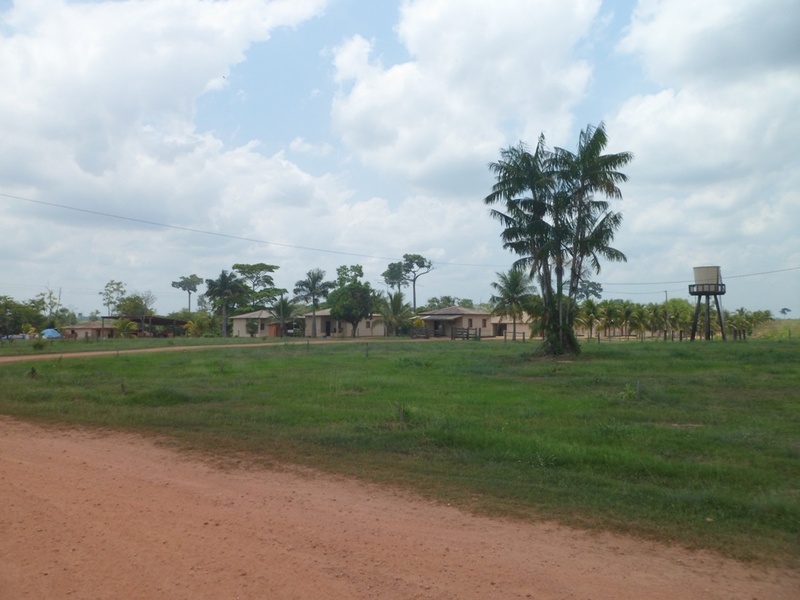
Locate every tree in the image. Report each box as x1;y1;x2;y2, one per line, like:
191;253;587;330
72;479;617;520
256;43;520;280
335;264;364;287
233;263;285;308
378;291;413;336
402;254;433;312
490;268;535;341
485;123;632;354
269;294;298;338
328;277;378;337
117;291;156;321
114;318;139;338
99;280;126;315
422;296;460;311
171;274;204;313
490;267;534;340
381;262;407;291
382;255;433;312
293;268;335;338
205;270;249;337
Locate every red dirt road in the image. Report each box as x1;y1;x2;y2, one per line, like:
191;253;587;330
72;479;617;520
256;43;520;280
1;417;797;599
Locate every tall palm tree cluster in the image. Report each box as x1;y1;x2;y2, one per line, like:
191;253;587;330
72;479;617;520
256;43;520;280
577;298;772;340
485;122;633;354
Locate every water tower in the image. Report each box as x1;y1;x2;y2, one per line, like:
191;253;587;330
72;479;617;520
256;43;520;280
689;266;726;340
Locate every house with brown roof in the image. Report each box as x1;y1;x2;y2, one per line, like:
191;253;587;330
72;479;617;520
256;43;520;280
417;306;491;338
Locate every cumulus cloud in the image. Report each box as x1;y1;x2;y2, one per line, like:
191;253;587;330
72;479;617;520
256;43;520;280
331;0;601;189
607;0;800;304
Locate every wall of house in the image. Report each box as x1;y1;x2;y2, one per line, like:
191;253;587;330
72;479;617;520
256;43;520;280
231;319;278;338
303;315;387;338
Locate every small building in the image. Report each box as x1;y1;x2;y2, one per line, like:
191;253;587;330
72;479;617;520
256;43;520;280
417;306;491;338
62;320;119;340
491;312;538;340
230;310;283;338
303;308;387;338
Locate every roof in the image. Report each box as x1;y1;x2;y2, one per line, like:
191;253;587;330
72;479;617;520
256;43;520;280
105;315;188;327
231;310;276;320
418;305;490;317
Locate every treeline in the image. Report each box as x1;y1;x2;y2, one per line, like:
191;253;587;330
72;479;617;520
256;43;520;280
576;298;773;339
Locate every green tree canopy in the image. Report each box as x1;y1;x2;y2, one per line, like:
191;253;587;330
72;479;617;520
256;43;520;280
233;263;285;308
485;122;632;354
171;274;204;313
328;279;378;337
205;270;249;337
99;280;126;315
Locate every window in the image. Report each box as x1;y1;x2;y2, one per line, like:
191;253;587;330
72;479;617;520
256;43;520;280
482;319;487;328
260;322;265;331
366;320;371;329
468;318;473;327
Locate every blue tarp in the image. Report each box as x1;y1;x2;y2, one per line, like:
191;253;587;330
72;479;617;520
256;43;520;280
41;328;62;339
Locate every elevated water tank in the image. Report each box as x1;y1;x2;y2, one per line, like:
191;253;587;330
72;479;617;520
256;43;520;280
690;266;725;295
693;266;721;286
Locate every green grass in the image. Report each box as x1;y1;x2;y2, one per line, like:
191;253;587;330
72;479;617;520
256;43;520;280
1;338;798;565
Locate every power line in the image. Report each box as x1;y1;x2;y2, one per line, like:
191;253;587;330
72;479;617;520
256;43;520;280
3;191;799;280
1;191;509;268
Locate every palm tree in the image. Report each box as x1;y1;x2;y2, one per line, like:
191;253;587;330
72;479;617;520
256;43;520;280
270;294;297;337
378;290;413;336
579;298;599;339
490;267;536;341
114;318;139;338
293;268;334;338
485;136;563;348
484;124;632;355
552;122;632;305
204;270;249;337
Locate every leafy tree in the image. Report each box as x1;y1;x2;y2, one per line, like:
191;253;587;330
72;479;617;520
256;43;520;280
99;280;126;315
335;264;364;287
205;270;249;337
402;254;433;312
382;255;433;312
293;268;335;338
117;291;156;320
233;263;285;308
490;268;536;341
576;280;603;301
422;296;460;311
381;262;407;291
34;289;60;319
171;274;204;312
485;123;632;354
328;276;378;337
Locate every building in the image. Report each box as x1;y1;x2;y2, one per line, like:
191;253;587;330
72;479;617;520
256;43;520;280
303;308;387;338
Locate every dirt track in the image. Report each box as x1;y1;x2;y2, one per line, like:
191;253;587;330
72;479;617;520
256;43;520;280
1;417;797;599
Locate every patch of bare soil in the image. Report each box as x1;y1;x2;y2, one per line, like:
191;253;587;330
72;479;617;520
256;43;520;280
1;417;797;599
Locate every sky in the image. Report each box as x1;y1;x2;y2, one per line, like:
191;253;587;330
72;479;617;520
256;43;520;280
1;0;798;317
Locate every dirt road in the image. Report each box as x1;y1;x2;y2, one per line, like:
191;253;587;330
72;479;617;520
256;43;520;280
1;417;797;599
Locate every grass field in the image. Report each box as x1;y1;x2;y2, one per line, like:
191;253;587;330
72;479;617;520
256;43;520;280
1;336;798;565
